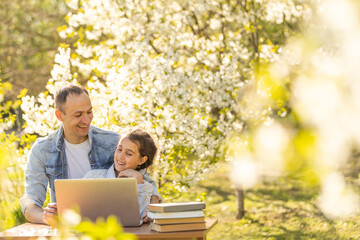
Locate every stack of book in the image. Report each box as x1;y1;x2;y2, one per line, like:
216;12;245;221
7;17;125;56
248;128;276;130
148;201;207;233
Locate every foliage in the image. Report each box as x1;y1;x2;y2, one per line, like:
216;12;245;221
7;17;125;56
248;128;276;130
73;216;137;240
0;72;20;132
21;0;310;198
0;78;29;231
228;0;360;219
0;0;69;97
56;212;137;240
0;141;14;231
187;162;360;240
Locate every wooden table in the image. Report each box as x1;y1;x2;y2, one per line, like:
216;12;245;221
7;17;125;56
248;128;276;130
0;218;217;240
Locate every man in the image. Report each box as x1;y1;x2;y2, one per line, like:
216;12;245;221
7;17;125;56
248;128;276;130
21;84;160;225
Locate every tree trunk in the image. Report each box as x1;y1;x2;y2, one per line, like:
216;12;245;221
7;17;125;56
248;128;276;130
236;188;245;219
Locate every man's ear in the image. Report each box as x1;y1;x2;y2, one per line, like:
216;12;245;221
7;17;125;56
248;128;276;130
55;109;63;121
139;156;148;165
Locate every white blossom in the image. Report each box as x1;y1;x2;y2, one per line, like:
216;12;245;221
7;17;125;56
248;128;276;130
21;0;307;193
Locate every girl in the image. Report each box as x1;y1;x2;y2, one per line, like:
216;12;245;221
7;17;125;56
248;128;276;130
83;128;158;222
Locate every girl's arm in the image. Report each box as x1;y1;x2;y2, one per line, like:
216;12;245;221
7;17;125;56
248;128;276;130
137;180;153;223
141;170;162;202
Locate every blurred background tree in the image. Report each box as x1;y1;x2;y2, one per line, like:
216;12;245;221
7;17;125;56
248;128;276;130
229;0;360;220
0;0;68;98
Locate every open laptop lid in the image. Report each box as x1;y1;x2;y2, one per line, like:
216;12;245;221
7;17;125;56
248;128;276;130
55;178;141;227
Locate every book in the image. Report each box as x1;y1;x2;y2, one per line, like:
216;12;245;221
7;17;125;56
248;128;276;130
153;217;205;225
148;201;206;213
150;222;207;232
147;210;204;219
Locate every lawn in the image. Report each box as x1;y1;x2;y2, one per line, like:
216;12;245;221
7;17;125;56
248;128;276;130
179;162;360;240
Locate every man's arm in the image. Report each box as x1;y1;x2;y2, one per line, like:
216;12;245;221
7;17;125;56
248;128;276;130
24;204;45;224
21;140;49;222
24;203;58;226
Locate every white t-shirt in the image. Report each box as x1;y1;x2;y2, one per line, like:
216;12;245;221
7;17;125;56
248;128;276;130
64;138;91;179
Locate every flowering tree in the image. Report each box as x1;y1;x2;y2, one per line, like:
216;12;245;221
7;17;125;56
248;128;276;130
21;0;308;198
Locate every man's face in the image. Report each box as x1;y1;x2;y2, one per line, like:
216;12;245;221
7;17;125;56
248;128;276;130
56;93;93;144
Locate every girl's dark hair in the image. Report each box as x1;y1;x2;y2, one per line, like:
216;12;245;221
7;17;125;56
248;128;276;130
120;128;158;170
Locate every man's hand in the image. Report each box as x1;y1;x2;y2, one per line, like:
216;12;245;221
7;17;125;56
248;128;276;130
117;169;144;184
43;203;58;227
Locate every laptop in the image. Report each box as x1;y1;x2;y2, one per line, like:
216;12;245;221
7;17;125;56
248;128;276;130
55;178;142;226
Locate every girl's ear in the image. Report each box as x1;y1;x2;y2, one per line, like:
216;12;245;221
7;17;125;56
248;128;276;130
139;156;148;165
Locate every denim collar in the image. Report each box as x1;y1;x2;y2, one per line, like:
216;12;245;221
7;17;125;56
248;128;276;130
55;125;65;151
55;124;93;151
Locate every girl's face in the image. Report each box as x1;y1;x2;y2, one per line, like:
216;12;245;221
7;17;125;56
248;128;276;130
114;137;147;173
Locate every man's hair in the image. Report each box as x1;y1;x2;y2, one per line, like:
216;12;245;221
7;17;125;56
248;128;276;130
55;84;89;113
120;128;158;170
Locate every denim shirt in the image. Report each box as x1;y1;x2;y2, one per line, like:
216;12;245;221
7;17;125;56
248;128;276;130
20;125;160;214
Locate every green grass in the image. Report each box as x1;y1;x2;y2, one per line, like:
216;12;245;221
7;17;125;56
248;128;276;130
177;162;360;240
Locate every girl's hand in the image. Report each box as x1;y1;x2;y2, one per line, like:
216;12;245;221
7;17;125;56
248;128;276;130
142;210;151;223
117;169;144;184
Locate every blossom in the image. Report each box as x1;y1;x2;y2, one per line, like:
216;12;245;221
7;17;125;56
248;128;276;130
21;0;307;195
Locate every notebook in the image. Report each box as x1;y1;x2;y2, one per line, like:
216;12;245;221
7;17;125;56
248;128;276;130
54;178;141;226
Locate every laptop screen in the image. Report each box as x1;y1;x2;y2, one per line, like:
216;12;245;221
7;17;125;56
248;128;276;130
55;178;141;226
